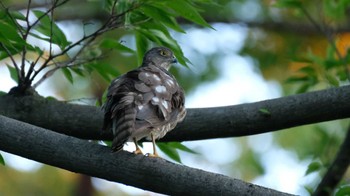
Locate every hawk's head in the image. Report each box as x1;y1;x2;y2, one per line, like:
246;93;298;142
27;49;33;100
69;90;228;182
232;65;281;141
142;47;177;70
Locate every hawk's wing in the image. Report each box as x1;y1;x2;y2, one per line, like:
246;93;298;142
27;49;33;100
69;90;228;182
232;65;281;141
103;65;185;151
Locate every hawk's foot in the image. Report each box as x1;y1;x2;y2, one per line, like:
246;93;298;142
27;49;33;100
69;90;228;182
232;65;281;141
133;148;143;155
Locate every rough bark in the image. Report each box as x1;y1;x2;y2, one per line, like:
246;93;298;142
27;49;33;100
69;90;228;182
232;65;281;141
0;86;350;142
0;115;294;196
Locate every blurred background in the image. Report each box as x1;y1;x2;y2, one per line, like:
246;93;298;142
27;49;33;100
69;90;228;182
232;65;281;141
0;0;349;195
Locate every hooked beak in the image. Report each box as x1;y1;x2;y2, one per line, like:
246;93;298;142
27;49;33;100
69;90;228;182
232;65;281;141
171;56;178;64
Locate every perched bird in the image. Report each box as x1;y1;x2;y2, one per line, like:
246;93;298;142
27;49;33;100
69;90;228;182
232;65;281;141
102;47;186;157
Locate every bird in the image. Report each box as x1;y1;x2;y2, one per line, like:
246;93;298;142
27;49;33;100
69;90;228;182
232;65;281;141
102;47;186;157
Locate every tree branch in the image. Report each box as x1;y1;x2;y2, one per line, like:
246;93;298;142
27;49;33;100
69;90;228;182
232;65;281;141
0;115;294;196
313;124;350;196
0;86;350;142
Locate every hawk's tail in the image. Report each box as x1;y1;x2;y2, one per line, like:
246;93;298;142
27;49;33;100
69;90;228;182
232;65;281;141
111;105;136;151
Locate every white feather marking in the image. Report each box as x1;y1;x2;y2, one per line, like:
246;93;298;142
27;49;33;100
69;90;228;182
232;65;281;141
155;85;166;93
138;105;144;110
166;79;174;86
152;74;161;81
162;100;168;109
152;97;159;103
113;78;119;83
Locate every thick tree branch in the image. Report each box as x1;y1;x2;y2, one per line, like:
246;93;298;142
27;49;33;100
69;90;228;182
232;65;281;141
313;124;350;196
0;115;293;196
0;85;350;142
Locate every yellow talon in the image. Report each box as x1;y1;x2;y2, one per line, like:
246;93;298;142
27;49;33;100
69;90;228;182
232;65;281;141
133;138;143;155
147;133;160;158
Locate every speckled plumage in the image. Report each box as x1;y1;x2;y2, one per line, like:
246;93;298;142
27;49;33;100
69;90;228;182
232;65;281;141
102;47;186;153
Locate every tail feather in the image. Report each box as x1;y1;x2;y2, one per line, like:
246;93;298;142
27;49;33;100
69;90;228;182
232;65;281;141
111;105;137;151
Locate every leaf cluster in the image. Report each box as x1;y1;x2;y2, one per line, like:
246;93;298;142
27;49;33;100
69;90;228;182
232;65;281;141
0;0;213;94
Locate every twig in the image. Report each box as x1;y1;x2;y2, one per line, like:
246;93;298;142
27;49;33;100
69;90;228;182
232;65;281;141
31;53;105;89
32;67;60;89
31;0;136;88
24;0;70;83
313;124;350;196
48;0;54;58
0;43;20;80
19;0;33;81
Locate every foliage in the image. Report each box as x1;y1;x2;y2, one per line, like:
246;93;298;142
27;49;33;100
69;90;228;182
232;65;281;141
156;142;198;163
0;0;212;93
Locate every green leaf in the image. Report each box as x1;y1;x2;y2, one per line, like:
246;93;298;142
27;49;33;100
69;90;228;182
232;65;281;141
138;20;172;38
259;108;271;116
45;96;58;101
32;10;70;50
100;38;135;53
0;153;5;166
102;140;112;148
0;20;25;50
166;142;198;154
6;64;18;83
285;76;309;83
135;32;149;65
337;69;348;81
70;66;85;77
61;67;74;84
157;143;182;163
324;59;343;70
136;29;190;67
335;185;350;196
273;0;303;8
305;161;322;176
164;0;213;29
141;4;185;33
325;73;339;87
86;62;118;82
299;66;316;76
10;10;26;21
0;91;6;96
303;185;313;195
29;31;51;42
296;83;311;94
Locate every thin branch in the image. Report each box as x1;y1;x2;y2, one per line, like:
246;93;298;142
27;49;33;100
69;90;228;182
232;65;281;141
31;35;97;88
23;0;70;83
31;67;60;89
313;124;350;196
110;0;118;16
31;52;105;89
49;0;54;58
19;0;32;83
0;43;20;79
0;115;294;196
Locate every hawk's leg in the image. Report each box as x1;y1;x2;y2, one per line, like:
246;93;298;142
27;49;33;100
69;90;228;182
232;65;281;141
148;133;159;157
133;138;143;155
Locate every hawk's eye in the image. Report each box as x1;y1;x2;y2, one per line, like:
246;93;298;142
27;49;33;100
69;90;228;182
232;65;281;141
159;50;167;56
